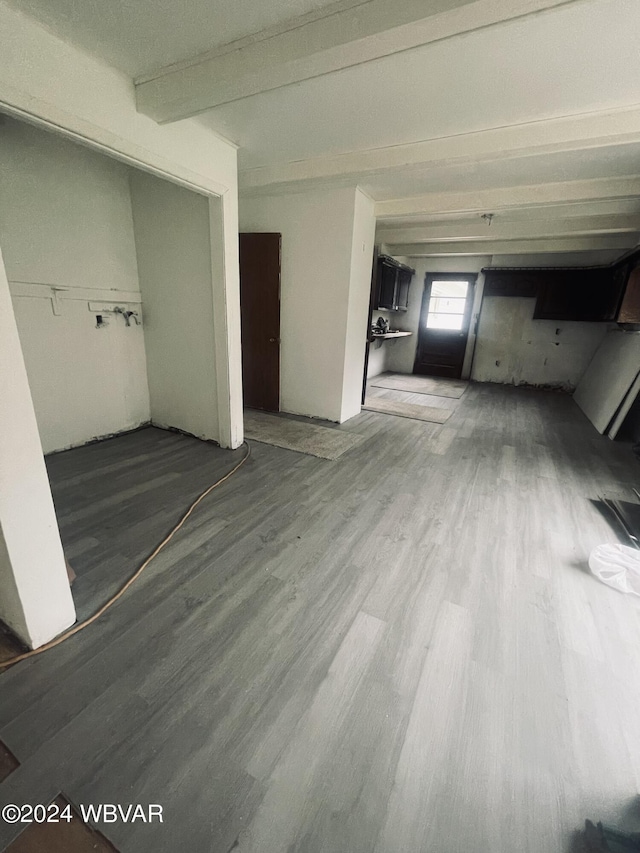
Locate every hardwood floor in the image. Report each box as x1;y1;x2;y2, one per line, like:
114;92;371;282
1;384;640;852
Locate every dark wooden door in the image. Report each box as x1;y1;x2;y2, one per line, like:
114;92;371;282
239;232;281;411
414;274;476;379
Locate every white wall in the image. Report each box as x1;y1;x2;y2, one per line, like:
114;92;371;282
340;189;376;420
367;338;388;379
0;117;141;290
129;171;219;442
471;297;611;390
12;297;149;453
240;187;370;423
0;245;76;648
0;117;150;452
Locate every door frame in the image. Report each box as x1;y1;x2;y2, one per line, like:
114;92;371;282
362;245;379;404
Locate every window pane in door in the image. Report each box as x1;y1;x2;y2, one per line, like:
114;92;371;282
426;280;468;330
426;313;464;330
431;281;469;298
429;296;467;314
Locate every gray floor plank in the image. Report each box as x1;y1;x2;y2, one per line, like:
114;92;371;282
1;387;640;852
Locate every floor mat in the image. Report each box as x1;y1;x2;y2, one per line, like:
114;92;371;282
363;397;452;423
244;410;365;459
371;373;467;398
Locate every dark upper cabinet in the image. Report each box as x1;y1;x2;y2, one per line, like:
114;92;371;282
484;271;539;298
484;268;622;321
377;260;398;310
376;255;414;311
533;269;623;322
483;256;640;324
396;268;413;311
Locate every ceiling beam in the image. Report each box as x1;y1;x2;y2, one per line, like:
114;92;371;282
136;0;585;123
239;105;640;193
377;214;640;244
375;176;640;219
383;235;638;256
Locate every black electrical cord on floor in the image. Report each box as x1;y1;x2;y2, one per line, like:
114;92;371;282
0;441;251;670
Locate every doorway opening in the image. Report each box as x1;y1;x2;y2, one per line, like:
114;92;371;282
0;111;242;653
414;273;477;378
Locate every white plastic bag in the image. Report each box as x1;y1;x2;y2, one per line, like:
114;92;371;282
589;543;640;595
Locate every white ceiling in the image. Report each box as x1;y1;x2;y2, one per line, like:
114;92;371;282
3;0;344;76
197;0;640;169
6;0;640;262
357;142;640;200
380;198;640;229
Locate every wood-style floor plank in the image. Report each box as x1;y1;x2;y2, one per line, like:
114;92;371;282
1;385;640;852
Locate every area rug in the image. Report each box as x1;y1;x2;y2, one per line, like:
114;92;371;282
371;373;467;398
363;397;451;423
244;410;365;460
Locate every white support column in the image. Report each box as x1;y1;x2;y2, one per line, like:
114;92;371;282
0;245;76;649
209;193;244;449
461;272;486;380
340;188;376;421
